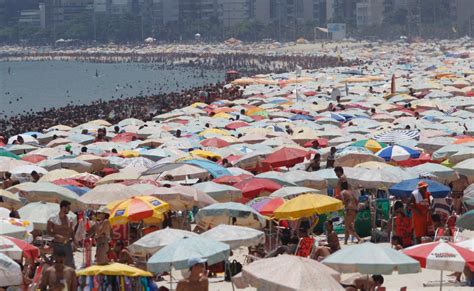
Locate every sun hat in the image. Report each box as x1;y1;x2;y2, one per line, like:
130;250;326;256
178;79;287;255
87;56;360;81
97;206;110;215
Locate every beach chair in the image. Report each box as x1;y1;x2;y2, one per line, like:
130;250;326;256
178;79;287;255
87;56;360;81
294;237;316;258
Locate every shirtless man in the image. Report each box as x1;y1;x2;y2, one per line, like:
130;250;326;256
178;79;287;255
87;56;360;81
39;249;77;291
341;182;361;244
313;220;340;261
47;200;76;268
342;274;384;291
176;257;209;291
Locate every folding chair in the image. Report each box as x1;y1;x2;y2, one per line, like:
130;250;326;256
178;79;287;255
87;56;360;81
294;237;316;258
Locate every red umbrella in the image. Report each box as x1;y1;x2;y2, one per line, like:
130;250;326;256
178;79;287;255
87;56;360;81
112;133;138;143
53;178;86;187
234;178;282;199
262;147;310;168
0;235;39;260
70;173;101;188
21;154;47;163
200;137;230;148
303;138;329;148
397;152;431;167
248;197;286;216
212;174;253;186
225;121;250;130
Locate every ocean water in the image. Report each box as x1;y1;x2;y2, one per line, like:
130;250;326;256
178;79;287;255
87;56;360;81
0;61;223;117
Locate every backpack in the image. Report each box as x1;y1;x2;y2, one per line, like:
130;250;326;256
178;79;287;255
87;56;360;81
225;260;243;282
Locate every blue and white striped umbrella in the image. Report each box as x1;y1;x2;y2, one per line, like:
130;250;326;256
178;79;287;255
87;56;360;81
376;145;421;162
373;130;420;144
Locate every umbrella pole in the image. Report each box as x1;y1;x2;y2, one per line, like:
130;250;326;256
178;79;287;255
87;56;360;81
169;265;172;290
440;270;443;291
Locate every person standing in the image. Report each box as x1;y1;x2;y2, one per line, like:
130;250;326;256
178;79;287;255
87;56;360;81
47;200;76;269
341;182;361;244
326;147;337;168
176;257;209;291
94;206;111;265
39;249;77;291
409;181;432;244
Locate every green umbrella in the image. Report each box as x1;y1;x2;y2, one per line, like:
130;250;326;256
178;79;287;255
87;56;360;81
456;210;474;230
0;149;20;160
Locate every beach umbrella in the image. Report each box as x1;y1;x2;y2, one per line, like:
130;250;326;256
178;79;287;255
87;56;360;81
201;224;265;249
128;227;198;256
322;242;420;274
8;135;38;145
335;147;385;167
255;172;296;186
171;186;218;208
190;149;222;160
344;167;415;189
355;161;394;169
246;196;285;216
76;263;152;277
147;236;230;273
238;255;343;291
376;145;421;162
107;196;169;225
5;144;38;154
18;201;77;231
373;129;420;143
234;178;282;199
406;163;459;183
464;184;474;207
69;172;100;188
95;169;142;185
38;158;92;172
283;170;327;189
148;187;197;210
270;186;321;199
388;178;451;198
0;189;22;209
0;235;39;260
448;148;474;164
274;194;343;220
456;239;474;251
262;147;310;168
38;169;78;182
79;184;135;208
350;139;387;153
212;174;252;186
143;163;209;180
200;137;230;148
0;157;31;173
0;218;33;240
0;207;9;218
196;202;266;229
402;241;474;290
7;182;81;206
0;253;22;286
453;158;474;178
192;181;242;202
455;210;474;230
10;165;48;176
20;154;46;164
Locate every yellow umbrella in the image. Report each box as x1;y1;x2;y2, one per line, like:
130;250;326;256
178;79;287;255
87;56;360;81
107;196;169;225
246;107;265;116
118;150;140;158
273;194;343;220
441;159;454;168
190;149;222;160
76;263;152;277
198;128;231;136
190;102;207;108
212;112;232;119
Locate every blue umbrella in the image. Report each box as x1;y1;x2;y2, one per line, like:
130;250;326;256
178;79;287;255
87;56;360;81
376;145;420;162
147;236;230;273
389;178;451;198
63;185;90;196
184;159;231;178
290;114;313;121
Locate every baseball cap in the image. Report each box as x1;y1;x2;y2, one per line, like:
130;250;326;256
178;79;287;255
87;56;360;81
417;181;428;188
187;257;207;268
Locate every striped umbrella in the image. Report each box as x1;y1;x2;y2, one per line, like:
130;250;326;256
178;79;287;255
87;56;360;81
351;139;387;153
373;130;420;144
0;235;39;260
107;196;169;225
376;145;421;162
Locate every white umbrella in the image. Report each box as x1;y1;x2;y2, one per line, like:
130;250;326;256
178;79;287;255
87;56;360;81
270;186;321;199
18;201;77;231
79;184;134;208
453;158;474;178
7;182;81;207
0;253;22;286
200;224;265;249
192;181;242;202
128;227;198;256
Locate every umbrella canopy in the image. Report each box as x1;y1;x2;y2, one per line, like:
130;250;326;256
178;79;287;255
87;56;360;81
128;227;198;256
196;202;266;229
107;196;169;225
0;253;22;286
7;182;81;207
0;189;22;209
247;196;286;216
456;239;474;251
18;201;77;231
376;145;421;162
234;178;282;199
0;235;39;260
239;255;343;291
192;181;242;202
322;242;420;274
274;194;343;220
402;240;474;272
38;169;78;182
0;218;33;240
455;210;474;230
262;147;310;168
453;158;474;178
373;129;420;143
201;224;265;249
351;139;387;153
388;178;451;198
76;263;152;277
270;186;321;199
147;236;230;273
79;184;135;208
